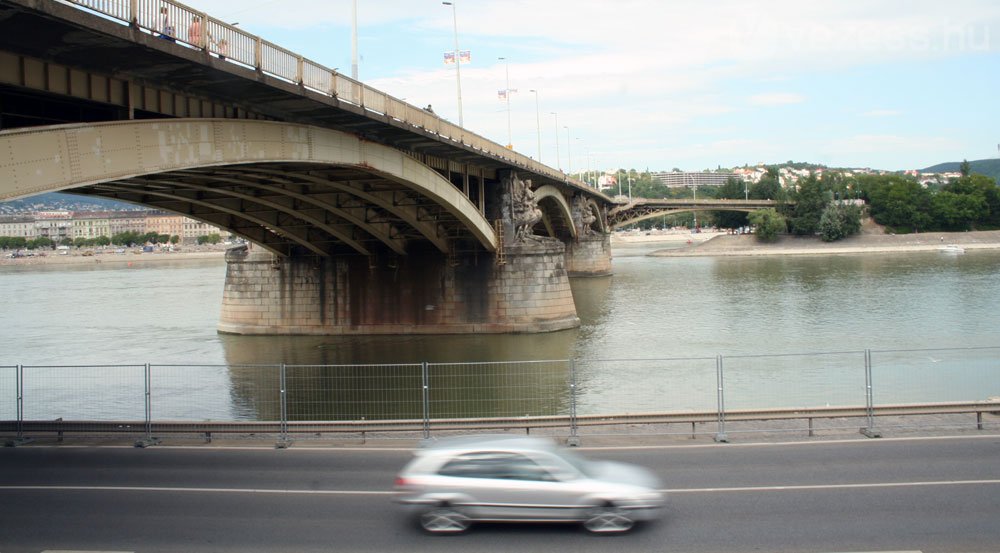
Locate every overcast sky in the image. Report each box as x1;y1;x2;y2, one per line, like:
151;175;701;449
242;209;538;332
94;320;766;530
188;0;999;172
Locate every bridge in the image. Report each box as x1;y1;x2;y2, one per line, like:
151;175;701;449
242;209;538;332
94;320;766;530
609;198;780;227
0;0;779;335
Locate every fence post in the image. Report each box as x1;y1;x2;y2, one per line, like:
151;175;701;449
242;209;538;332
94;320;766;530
567;359;580;446
861;349;882;438
129;0;138;26
16;364;24;441
276;363;292;448
421;362;430;440
714;355;729;443
134;363;159;448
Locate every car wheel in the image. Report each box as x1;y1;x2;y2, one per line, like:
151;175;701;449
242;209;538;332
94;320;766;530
583;504;634;534
419;506;470;534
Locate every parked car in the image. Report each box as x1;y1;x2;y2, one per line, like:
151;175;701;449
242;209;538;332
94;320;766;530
394;435;664;534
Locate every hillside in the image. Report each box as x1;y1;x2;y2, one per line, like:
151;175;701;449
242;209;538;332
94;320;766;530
0;192;141;215
921;158;1000;181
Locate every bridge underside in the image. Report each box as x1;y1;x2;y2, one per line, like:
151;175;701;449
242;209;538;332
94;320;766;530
0;119;498;259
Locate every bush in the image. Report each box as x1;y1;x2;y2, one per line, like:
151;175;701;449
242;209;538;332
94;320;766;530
748;208;786;242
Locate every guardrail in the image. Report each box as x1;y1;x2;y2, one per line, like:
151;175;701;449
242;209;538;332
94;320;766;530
63;0;591;192
2;347;998;446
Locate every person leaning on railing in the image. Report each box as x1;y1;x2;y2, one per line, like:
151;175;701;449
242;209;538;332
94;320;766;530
158;6;175;42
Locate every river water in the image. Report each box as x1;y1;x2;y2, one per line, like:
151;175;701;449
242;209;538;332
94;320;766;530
2;244;999;420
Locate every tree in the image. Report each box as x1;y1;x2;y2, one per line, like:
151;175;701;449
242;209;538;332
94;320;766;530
960;159;971;177
819;203;863;241
748;208;786;242
169;235;180;245
788;175;828;235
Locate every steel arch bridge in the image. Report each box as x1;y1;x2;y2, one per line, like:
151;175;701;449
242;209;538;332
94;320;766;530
608;198;784;228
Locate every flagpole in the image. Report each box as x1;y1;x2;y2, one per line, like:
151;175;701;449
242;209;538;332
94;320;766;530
499;57;511;149
442;2;463;127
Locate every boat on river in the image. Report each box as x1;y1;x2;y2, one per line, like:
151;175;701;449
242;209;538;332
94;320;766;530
938;244;965;254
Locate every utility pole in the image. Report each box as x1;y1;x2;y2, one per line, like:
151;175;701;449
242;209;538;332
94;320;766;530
350;0;358;80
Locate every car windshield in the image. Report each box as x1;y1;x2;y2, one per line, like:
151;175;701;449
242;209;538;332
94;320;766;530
555;448;595;478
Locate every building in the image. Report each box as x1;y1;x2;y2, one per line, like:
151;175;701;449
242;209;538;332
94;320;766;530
652;171;740;188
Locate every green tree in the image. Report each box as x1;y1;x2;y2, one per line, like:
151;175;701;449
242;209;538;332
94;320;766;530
818;203;863;241
960;159;971;177
169;235;180;245
748;208;786;242
788;175;828;235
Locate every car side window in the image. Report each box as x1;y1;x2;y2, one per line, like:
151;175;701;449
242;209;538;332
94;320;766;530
437;452;557;482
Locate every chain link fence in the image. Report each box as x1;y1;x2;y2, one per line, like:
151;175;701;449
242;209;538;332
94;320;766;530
2;347;999;445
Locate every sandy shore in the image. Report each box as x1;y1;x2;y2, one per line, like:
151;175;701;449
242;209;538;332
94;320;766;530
648;230;1000;257
5;230;1000;266
0;249;226;267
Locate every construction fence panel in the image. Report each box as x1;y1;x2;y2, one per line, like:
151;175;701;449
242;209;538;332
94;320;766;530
284;364;424;421
20;365;145;421
573;357;719;416
870;346;1000;406
149;364;280;422
427;360;571;420
722;351;869;411
0;366;16;421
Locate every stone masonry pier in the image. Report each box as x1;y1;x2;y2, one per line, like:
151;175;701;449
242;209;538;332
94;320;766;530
218;241;580;335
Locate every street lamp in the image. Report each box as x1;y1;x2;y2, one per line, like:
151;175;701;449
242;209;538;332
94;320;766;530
550;112;560;170
351;0;358;80
498;57;512;149
564;125;571;175
442;1;463;127
529;89;541;162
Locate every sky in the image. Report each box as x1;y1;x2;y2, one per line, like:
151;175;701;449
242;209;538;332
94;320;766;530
184;0;1000;173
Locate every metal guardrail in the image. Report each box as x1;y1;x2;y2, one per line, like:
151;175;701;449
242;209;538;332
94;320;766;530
2;347;998;446
62;0;593;193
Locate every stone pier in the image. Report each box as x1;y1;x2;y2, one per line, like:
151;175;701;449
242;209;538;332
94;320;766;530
218;241;579;335
564;233;612;277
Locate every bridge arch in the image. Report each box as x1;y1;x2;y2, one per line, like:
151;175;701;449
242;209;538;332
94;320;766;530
0;119;497;257
613;207;763;229
531;184;577;240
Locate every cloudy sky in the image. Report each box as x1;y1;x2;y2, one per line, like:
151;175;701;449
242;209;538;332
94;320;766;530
186;0;999;172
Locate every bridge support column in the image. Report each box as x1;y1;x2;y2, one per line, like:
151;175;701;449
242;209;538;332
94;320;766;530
564;233;612;277
218;243;579;335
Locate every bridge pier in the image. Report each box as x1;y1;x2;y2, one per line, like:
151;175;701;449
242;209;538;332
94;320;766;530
564;233;612;277
218;242;579;335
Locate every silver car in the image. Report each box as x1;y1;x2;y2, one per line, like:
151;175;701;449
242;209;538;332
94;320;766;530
394;435;664;534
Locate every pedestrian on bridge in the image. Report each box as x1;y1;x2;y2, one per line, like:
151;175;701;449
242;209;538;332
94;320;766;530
158;7;175;42
188;15;203;47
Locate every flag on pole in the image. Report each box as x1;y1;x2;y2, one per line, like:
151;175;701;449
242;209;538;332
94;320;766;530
444;51;471;65
497;89;507;100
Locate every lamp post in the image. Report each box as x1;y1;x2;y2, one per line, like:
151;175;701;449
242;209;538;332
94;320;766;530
529;89;541;162
551;112;560;170
351;0;358;80
498;57;512;148
564;125;571;175
442;1;463;127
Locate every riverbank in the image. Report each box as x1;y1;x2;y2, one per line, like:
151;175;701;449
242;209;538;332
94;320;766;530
0;249;226;267
649;230;1000;257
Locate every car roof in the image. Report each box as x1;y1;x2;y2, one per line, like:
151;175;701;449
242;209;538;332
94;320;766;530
417;434;559;455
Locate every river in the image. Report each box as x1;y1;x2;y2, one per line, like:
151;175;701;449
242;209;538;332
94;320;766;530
2;245;999;419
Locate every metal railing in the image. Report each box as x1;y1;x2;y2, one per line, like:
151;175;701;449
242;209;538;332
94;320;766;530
2;347;998;446
60;0;586;191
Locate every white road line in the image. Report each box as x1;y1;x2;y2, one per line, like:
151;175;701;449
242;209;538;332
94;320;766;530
2;479;999;496
665;479;1000;494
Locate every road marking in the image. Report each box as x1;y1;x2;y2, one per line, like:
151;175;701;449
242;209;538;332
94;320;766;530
665;479;1000;494
0;485;395;496
2;479;999;497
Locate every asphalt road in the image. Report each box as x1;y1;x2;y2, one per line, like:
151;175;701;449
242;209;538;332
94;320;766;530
1;435;999;553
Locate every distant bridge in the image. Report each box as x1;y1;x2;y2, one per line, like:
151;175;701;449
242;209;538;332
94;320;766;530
609;198;782;227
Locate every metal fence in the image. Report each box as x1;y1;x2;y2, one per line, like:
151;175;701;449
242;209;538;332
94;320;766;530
2;347;998;446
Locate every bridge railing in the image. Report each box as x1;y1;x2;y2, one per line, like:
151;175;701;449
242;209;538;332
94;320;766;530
2;347;998;445
60;0;589;194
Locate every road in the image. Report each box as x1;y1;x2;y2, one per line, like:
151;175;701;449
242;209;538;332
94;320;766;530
1;435;999;553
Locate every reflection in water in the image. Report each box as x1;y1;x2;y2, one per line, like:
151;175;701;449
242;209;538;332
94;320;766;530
4;249;1000;421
